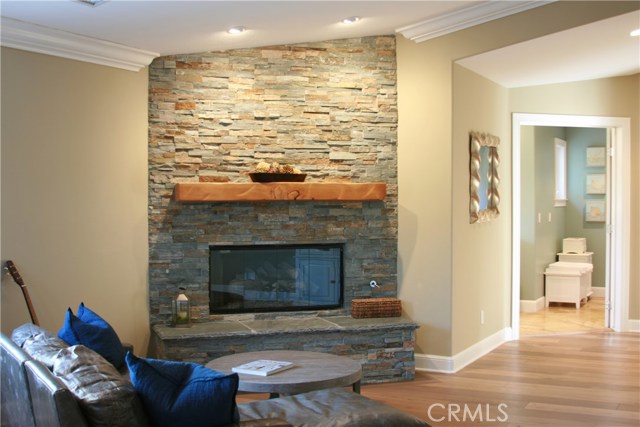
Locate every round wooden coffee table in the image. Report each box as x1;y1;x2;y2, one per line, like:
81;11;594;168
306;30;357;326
206;350;362;397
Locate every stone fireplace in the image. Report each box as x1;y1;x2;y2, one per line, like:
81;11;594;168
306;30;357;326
147;36;416;383
148;35;399;325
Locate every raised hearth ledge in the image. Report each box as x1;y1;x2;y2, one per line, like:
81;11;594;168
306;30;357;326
153;315;418;340
151;315;418;383
173;182;387;202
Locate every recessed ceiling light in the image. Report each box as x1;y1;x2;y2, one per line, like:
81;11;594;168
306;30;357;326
227;26;246;35
631;28;640;37
342;16;361;25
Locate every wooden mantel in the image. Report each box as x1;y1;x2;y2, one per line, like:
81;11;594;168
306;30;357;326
174;182;387;202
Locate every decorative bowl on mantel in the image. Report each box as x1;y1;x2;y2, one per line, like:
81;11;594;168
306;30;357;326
249;173;307;183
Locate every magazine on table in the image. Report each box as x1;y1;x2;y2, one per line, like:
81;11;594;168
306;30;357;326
232;359;294;376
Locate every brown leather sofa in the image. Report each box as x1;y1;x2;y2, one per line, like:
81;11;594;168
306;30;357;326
1;327;429;427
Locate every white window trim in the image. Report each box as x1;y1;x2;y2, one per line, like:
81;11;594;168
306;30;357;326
554;137;567;206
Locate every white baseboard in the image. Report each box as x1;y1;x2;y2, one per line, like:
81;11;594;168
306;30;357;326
628;319;640;332
591;287;606;297
520;297;545;313
415;353;454;373
415;327;512;374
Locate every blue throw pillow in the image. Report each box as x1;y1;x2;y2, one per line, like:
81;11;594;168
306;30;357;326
58;303;126;369
126;353;239;427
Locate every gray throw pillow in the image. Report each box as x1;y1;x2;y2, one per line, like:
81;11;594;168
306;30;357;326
52;345;148;427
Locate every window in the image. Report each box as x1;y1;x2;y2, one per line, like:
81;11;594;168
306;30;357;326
554;138;567;206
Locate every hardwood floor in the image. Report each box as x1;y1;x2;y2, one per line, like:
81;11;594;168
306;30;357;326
520;296;607;336
236;310;637;426
362;331;639;426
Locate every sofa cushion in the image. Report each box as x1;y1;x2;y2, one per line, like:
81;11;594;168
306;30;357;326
53;345;148;427
22;333;69;370
238;387;429;427
11;323;56;347
126;352;239;427
11;323;68;370
58;303;126;369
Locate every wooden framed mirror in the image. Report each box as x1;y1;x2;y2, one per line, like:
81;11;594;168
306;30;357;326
469;131;500;224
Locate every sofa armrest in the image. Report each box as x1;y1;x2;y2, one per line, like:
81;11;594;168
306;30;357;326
1;333;37;427
24;360;90;427
238;419;292;427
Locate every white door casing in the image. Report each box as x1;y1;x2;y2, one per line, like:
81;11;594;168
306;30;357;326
512;113;631;339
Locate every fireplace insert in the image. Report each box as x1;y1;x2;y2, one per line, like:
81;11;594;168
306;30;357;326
209;243;344;314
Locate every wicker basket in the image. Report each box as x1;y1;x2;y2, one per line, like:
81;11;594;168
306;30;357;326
351;298;402;318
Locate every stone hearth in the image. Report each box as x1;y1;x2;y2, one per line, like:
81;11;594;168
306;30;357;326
151;315;418;384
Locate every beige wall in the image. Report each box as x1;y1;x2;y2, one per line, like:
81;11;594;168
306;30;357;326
396;36;454;355
0;48;150;352
451;65;511;354
510;75;640;320
397;1;639;357
2;1;637;364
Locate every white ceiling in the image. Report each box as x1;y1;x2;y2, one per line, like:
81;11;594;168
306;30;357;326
0;0;479;55
458;10;640;88
0;1;638;87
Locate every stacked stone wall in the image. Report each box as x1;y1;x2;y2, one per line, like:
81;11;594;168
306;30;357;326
153;326;416;383
148;36;398;324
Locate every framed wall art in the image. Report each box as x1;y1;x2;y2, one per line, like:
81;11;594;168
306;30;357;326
585;199;605;222
586;146;605;167
586;173;606;194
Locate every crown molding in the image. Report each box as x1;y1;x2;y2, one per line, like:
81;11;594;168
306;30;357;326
396;1;554;43
0;17;159;72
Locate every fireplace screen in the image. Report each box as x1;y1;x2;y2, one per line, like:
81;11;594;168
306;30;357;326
209;243;343;313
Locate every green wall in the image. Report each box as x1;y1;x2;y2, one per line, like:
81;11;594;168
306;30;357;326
520;126;608;304
520;126;567;302
566;127;607;288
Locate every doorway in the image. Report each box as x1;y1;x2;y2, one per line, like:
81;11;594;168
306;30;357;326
511;113;631;340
